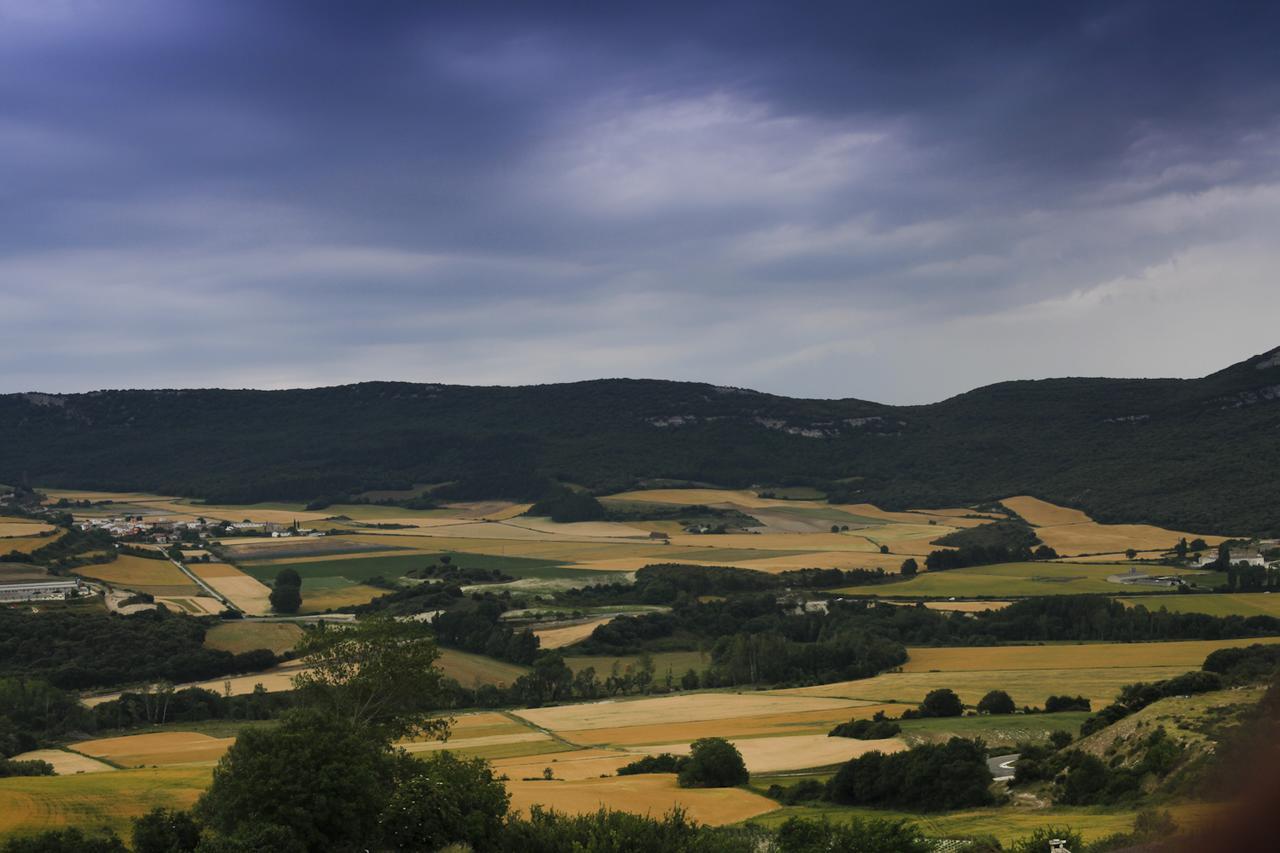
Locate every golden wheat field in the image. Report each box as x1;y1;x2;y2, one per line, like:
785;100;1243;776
628;733;906;773
75;555;199;594
76;732;234;768
532;617;618;649
1001;495;1224;556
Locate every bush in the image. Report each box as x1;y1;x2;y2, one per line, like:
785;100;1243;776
617;753;687;775
774;816;930;853
677;738;748;788
828;719;902;739
1044;695;1090;712
131;808;202;853
0;758;55;777
976;690;1015;715
0;829;127;853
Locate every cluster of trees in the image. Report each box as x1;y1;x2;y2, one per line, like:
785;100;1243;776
828;715;901;739
2;526;116;569
526;485;606;522
0;677;96;762
560;563;893;610
925;542;1056;571
431;599;540;665
0;609;280;690
827;738;994;811
268;568;302;614
92;685;292;729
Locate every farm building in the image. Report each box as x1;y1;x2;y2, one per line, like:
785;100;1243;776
0;578;86;602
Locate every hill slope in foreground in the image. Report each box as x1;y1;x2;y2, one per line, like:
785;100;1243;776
3;347;1279;535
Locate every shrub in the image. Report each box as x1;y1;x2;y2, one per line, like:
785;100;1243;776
378;752;510;852
919;688;963;718
828;719;902;739
1044;695;1090;712
976;690;1015;715
617;753;687;775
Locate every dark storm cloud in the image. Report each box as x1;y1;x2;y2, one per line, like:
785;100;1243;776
1;0;1278;401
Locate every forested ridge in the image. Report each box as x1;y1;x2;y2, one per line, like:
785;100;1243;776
3;347;1280;533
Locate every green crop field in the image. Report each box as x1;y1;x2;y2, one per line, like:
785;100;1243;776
204;621;303;655
837;561;1206;598
895;711;1092;746
563;650;711;677
1116;592;1280;618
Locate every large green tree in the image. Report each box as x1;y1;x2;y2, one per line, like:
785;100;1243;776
290;618;450;740
677;737;749;788
378;752;510;851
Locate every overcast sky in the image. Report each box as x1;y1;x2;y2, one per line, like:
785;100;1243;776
2;1;1278;403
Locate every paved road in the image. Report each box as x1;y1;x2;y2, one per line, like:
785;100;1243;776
988;753;1018;781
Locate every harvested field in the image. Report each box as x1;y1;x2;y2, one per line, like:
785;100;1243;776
492;748;637;781
0;767;211;840
204;621;303;654
514;693;867;733
628;733;907;773
76;732;234;768
1117;593;1280;619
775;669;1188;713
9;749;115;775
0;530;64;555
504;773;776;826
186;562;272;615
533;617;617;649
897;711;1093;746
75;555;198;594
0;521;54;537
899;638;1280;672
555;702;914;747
401;732;551;755
1000;496;1092;526
506;518;656;538
1001;495;1223;556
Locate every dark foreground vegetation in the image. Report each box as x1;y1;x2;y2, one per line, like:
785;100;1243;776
5;347;1280;533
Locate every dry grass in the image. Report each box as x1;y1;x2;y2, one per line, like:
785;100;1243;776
438;648;530;687
8;749;115;775
204;621;303;655
297;583;385;613
533;617;617;649
401;732;552;755
515;693;866;733
504;773;777;826
76;732;234;768
628;734;906;774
